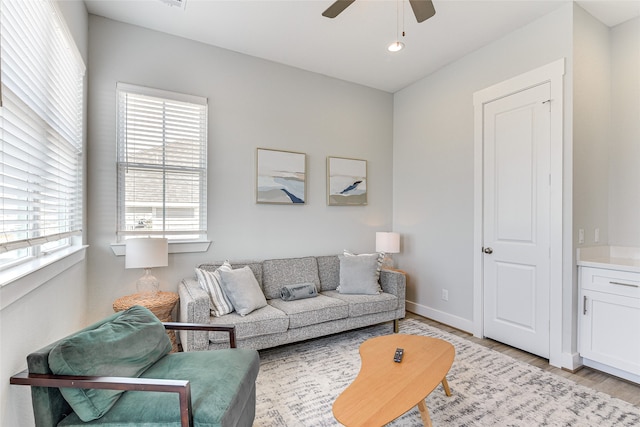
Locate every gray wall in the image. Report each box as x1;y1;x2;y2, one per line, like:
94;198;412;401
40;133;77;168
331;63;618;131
573;5;611;249
609;17;640;246
0;2;89;427
573;13;640;250
392;4;574;335
86;16;394;322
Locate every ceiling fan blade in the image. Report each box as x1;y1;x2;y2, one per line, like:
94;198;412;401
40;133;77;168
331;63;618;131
322;0;356;18
409;0;436;23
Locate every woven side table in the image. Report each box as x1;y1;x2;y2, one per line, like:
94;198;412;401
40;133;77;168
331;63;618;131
113;291;180;352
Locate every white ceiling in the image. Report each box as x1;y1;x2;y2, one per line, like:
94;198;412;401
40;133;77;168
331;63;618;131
83;0;640;93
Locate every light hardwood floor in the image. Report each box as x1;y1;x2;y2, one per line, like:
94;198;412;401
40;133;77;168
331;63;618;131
406;312;640;407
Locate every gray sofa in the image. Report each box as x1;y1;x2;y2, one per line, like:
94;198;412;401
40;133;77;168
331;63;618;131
178;255;406;352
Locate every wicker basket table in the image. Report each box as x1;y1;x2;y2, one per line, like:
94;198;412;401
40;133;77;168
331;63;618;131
113;291;180;352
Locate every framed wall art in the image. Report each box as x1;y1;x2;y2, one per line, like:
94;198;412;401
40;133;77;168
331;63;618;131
327;156;367;206
256;148;306;204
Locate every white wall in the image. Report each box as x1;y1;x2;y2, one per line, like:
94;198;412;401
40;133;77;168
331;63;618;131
0;2;89;427
573;5;611;249
573;13;640;250
86;16;394;322
609;17;640;247
392;5;574;333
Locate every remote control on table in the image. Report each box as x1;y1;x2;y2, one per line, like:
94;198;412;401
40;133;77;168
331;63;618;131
394;347;404;363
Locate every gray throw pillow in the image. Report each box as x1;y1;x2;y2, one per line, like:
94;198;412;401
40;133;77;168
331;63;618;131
337;254;381;295
343;249;384;281
219;266;267;316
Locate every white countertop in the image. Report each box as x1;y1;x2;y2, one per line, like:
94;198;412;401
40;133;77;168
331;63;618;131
577;246;640;273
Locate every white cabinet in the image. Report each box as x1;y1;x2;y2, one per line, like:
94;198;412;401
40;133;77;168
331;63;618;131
578;266;640;380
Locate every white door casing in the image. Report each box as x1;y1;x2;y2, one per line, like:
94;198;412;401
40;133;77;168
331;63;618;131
473;59;565;367
482;83;551;358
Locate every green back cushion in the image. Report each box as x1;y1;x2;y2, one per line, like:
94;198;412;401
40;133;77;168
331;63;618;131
48;305;172;422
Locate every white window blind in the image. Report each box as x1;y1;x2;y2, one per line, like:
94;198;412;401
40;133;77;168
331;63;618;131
0;0;85;265
116;83;207;240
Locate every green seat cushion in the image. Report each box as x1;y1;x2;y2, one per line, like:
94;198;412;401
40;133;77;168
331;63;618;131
48;306;172;422
57;349;260;427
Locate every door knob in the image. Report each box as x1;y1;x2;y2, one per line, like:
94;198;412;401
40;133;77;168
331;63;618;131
483;247;493;254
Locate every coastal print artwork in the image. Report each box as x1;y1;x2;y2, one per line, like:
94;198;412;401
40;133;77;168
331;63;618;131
256;148;306;204
327;157;367;206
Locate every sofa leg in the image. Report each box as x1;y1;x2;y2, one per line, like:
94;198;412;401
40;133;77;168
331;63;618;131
393;319;399;333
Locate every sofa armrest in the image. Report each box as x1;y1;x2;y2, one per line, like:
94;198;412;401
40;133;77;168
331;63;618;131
379;269;405;296
163;323;236;348
178;279;211;352
380;269;406;316
10;371;193;427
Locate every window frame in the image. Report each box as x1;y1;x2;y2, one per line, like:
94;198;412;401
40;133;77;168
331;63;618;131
0;0;86;287
115;83;209;245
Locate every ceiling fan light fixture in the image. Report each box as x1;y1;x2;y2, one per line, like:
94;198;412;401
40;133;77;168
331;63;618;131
387;41;405;52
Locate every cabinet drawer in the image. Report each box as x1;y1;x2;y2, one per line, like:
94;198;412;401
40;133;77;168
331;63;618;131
580;267;640;298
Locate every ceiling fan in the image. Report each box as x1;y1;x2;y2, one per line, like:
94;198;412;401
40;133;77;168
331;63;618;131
322;0;436;23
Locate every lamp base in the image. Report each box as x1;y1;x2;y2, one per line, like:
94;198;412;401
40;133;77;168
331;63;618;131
136;269;160;295
381;253;395;269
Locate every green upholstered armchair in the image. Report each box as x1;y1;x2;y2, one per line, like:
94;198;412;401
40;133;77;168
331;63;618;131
10;306;260;427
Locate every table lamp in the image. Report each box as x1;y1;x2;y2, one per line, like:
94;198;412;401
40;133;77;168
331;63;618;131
376;232;400;269
125;237;168;295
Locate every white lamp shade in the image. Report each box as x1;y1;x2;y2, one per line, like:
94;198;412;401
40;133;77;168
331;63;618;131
376;232;400;254
125;238;168;269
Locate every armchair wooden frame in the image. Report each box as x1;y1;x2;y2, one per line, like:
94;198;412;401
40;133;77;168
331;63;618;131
10;323;236;427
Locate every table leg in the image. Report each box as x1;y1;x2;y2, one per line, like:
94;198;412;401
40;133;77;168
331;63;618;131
441;377;452;396
417;400;432;427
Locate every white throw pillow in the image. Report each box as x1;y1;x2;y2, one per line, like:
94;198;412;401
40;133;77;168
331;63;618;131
219;266;268;316
337;254;381;295
195;261;234;317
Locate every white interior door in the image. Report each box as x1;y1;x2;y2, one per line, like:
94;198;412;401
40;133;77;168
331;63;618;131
482;82;551;359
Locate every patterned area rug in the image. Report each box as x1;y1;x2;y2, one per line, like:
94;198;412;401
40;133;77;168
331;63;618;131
254;318;640;426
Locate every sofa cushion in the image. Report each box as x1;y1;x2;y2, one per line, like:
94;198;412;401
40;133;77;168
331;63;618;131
322;290;398;317
48;306;172;422
337;254;381;295
262;257;321;300
207;305;289;344
195;261;234;317
317;255;340;291
219;266;268;316
268;294;349;329
57;349;260;427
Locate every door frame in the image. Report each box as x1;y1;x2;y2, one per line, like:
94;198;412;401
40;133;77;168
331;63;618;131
472;58;565;367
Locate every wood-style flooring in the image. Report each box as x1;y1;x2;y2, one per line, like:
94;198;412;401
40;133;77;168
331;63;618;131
406;312;640;407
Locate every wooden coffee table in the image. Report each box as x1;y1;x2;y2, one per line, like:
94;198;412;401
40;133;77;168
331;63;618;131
333;334;454;427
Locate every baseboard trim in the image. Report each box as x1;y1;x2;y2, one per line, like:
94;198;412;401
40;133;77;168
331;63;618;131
406;301;474;333
561;352;583;371
582;358;640;384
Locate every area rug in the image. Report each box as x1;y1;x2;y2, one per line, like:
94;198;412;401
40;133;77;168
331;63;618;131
254;318;640;426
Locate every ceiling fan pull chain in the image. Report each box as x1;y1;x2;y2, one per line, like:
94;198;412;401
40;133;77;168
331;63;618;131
402;0;406;38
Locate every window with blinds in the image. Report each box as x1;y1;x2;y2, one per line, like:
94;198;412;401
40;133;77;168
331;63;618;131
116;83;207;241
0;0;85;268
